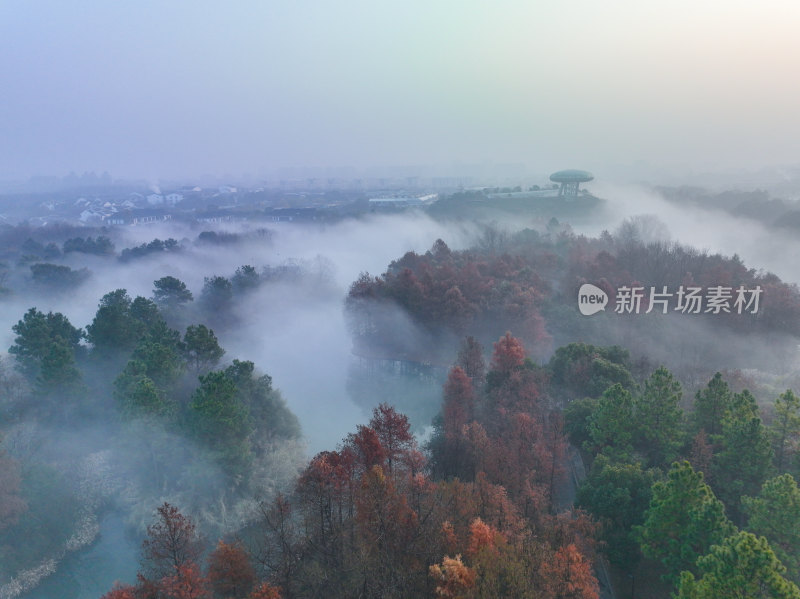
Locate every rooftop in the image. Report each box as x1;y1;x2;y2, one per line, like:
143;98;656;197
549;169;594;183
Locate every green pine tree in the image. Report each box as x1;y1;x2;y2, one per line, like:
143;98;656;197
743;474;800;583
634;366;684;468
771;390;800;474
677;531;800;598
692;372;732;440
638;461;735;585
713;390;773;523
585;383;635;459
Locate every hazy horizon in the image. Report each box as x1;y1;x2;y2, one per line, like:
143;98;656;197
2;1;799;184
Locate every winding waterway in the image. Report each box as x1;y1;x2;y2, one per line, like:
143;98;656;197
21;511;139;599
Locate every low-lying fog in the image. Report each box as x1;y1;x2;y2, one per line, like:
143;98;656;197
1;213;479;452
590;181;800;285
3;183;800;453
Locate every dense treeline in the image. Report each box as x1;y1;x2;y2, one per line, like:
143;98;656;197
0;225;276;297
342;227;800;597
0;279;302;592
558;343;800;596
346;227;800;374
4;287;797;596
99;333;601;599
346;238;553;363
94;331;800;598
118;238;180;262
4;217;800;597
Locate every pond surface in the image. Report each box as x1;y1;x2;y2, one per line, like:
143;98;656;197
21;511;139;599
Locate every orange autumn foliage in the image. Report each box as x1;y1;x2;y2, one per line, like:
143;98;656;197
491;332;526;375
158;561;210;599
429;554;477;598
539;543;599;599
207;540;256;599
466;518;500;558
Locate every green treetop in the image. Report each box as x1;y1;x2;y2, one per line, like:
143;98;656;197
677;531;800;599
743;474;800;583
634;366;684;468
638;460;735;585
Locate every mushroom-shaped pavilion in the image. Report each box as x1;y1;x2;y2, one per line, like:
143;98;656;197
549;169;594;197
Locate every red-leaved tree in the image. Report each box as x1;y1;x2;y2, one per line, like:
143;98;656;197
369;403;414;475
539;544;599;599
158;561;210;599
141;503;204;582
207;540;256;599
491;332;526;375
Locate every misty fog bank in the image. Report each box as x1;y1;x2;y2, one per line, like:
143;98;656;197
1;212;483;453
4;186;800;454
590;181;800;286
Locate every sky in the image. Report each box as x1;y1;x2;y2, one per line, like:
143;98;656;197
2;0;800;182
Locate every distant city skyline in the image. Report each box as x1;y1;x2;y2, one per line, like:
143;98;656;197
2;1;799;183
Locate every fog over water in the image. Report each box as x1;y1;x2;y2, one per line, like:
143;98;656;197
4;184;800;452
0;213;481;453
